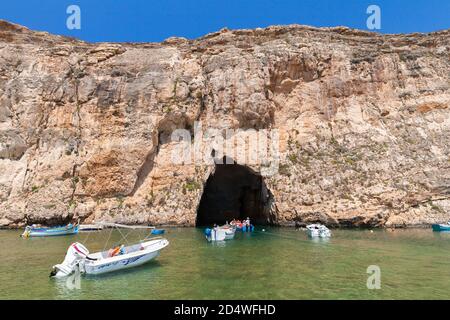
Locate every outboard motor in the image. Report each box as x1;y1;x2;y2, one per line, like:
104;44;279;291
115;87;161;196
50;242;89;278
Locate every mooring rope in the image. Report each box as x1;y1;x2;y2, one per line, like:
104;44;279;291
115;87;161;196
102;227;113;252
81;225;94;244
115;226;136;246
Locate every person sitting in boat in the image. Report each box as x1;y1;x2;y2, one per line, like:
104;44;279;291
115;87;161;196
108;244;125;257
243;217;253;232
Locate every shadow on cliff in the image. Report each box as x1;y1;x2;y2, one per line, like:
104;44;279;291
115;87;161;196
196;161;277;226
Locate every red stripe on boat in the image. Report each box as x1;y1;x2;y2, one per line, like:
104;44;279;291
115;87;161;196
72;244;86;256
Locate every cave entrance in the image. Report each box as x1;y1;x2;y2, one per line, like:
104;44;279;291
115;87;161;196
196;162;276;226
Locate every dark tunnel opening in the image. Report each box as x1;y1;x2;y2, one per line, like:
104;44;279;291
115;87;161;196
196;163;276;226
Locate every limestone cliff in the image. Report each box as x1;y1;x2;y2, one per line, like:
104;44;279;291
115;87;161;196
0;20;449;228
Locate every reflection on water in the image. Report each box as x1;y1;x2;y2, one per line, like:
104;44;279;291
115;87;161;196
54;270;82;296
1;227;450;299
308;236;331;244
208;241;228;247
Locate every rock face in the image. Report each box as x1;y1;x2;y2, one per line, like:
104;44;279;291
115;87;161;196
0;20;449;228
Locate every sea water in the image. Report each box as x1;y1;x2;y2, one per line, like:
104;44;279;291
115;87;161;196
0;227;449;299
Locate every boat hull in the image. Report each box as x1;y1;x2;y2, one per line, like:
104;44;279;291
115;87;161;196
205;225;236;241
306;224;331;238
24;225;79;237
82;239;169;275
241;225;254;232
206;229;226;241
223;227;236;240
432;224;450;232
84;251;160;275
306;229;320;237
79;224;103;232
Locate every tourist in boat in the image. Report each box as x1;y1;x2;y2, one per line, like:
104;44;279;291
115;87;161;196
108;246;119;257
108;244;125;257
234;219;243;229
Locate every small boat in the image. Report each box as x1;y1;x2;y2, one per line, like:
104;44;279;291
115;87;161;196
21;223;79;238
306;224;331;238
50;239;169;277
230;221;253;232
151;229;165;235
204;227;226;241
204;225;235;241
221;225;236;240
79;224;104;232
50;222;169;277
432;224;450;232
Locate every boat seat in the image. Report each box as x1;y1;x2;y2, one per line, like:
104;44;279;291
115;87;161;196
123;243;143;254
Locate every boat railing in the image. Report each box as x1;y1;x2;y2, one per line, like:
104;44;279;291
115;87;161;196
94;222;156;230
142;236;165;242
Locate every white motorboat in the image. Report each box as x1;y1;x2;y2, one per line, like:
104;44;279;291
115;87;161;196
222;225;236;240
306;224;331;238
50;238;169;277
50;222;168;277
204;225;236;241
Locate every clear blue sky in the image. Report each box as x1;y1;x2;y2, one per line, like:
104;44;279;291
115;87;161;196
2;0;449;42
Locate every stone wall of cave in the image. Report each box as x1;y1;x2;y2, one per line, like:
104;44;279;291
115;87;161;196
196;163;276;226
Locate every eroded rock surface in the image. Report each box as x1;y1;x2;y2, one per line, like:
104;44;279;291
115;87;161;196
0;20;449;228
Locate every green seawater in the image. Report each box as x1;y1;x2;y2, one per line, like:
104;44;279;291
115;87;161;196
0;227;449;299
